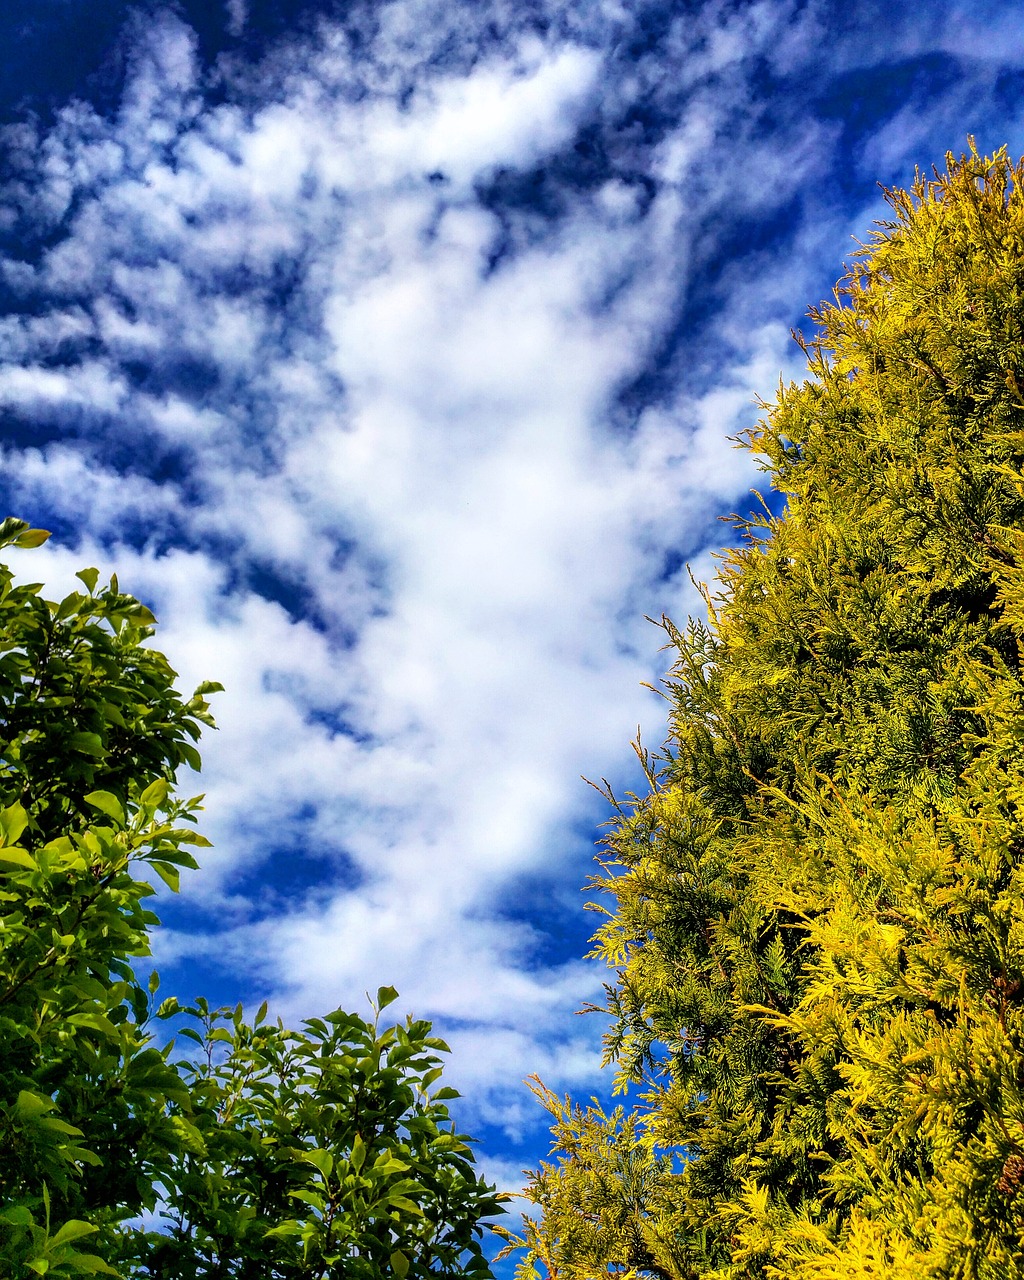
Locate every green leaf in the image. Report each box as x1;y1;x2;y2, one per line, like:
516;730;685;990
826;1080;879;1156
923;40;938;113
48;1220;98;1248
38;1116;86;1136
0;516;30;544
391;1250;410;1278
60;1254;119;1276
0;846;37;870
75;567;100;594
14;528;51;549
140;778;169;811
170;1115;208;1157
287;1189;327;1211
56;592;85;621
84;791;125;824
386;1195;424;1215
299;1148;334;1178
15;1090;56;1119
149;861;180;892
178;831;212;847
376;984;400;1011
193;681;225;696
0;802;29;845
68;1012;120;1038
68;732;105;757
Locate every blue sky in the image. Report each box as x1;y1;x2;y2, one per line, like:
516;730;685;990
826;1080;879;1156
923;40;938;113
3;0;1024;1241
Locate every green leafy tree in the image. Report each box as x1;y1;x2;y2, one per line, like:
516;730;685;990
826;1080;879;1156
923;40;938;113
0;516;217;1275
133;990;505;1279
503;144;1024;1279
0;518;504;1277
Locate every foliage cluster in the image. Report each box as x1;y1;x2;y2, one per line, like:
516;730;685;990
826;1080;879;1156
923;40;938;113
503;144;1024;1278
0;517;503;1278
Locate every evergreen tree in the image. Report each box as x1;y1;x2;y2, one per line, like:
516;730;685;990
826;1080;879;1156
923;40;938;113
502;144;1024;1278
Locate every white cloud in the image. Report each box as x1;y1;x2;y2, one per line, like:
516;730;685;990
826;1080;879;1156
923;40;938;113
0;5;812;1133
0;361;128;414
225;0;247;38
4;0;1020;1146
369;44;600;182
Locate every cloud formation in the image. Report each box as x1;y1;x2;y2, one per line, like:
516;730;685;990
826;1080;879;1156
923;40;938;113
3;0;1024;1173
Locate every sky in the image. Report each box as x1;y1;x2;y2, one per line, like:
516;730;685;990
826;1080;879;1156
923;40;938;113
2;0;1024;1249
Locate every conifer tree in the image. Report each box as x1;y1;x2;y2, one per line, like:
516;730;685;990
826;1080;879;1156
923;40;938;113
502;144;1024;1279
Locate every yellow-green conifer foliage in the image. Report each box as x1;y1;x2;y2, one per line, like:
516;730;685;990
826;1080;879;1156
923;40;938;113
504;145;1024;1279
